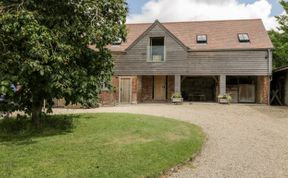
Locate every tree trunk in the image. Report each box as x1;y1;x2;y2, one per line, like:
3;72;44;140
31;97;44;128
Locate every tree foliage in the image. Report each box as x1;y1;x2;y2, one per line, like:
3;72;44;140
269;0;288;68
0;0;127;124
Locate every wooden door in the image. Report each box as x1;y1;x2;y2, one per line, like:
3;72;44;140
239;84;255;103
154;76;167;100
120;78;131;103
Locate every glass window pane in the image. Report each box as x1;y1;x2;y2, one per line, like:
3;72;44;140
150;37;164;62
238;33;250;42
197;35;207;43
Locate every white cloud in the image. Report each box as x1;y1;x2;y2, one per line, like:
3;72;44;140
127;0;279;30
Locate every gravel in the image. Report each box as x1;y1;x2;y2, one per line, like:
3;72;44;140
53;103;288;178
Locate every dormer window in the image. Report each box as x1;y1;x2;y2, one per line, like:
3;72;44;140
148;37;165;62
112;38;122;46
238;33;250;43
197;35;207;44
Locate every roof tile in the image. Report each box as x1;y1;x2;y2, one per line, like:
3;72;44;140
106;19;273;52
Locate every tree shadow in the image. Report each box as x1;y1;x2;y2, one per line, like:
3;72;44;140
0;114;80;145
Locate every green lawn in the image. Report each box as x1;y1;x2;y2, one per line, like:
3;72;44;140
0;113;204;178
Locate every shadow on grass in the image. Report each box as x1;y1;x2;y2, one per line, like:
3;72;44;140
0;115;80;145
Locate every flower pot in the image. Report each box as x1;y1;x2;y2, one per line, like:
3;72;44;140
172;98;183;104
219;98;229;104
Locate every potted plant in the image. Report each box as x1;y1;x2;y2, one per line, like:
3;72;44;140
171;92;183;104
218;94;232;104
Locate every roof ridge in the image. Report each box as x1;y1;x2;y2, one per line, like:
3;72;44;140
126;18;262;25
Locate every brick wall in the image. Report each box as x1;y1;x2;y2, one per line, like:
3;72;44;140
131;76;138;104
141;76;153;102
137;76;142;103
100;77;118;106
256;76;270;104
101;76;139;105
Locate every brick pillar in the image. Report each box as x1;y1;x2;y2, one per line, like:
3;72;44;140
257;76;270;104
262;76;270;104
137;76;142;103
131;76;138;104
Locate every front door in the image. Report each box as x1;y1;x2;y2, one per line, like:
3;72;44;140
120;78;131;103
154;76;167;100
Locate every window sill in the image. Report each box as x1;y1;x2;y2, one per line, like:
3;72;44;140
147;60;166;63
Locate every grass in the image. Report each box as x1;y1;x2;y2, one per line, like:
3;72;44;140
0;113;204;178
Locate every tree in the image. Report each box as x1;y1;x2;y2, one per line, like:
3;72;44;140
269;0;288;68
0;0;127;126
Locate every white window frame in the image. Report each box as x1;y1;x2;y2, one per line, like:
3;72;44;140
238;33;250;43
196;34;207;44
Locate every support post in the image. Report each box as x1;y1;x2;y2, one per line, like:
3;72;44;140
174;75;181;93
220;75;226;95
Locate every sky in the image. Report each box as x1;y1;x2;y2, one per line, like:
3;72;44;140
126;0;285;30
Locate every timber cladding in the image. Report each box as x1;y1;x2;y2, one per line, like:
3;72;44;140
114;50;269;76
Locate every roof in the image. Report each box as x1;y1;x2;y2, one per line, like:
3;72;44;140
273;66;288;73
107;19;273;52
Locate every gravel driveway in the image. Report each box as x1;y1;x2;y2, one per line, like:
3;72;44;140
53;103;288;178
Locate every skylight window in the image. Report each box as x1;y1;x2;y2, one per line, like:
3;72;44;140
238;33;250;43
197;35;207;44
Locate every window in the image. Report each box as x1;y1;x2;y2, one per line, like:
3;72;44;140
238;33;250;43
197;35;207;44
112;38;122;46
101;83;109;91
149;37;165;62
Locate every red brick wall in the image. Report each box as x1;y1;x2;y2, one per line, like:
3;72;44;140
141;76;153;102
131;76;138;104
256;76;270;104
100;76;139;105
262;76;270;104
137;76;142;103
100;91;114;106
100;77;118;106
167;76;175;100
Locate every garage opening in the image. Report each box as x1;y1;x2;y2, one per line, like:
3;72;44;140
226;76;256;103
181;76;217;102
